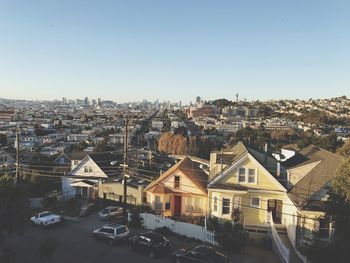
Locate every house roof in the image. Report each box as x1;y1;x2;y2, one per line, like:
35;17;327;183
287;145;344;210
144;156;208;194
210;142;288;185
70;180;96;188
68;151;123;178
281;144;329;169
147;184;174;194
88;152;123;177
208;182;247;192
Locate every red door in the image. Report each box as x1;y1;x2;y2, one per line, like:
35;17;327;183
174;196;182;216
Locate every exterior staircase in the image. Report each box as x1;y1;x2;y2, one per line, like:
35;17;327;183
274;224;304;263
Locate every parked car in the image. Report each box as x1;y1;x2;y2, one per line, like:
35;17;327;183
128;231;171;259
92;223;130;245
99;206;123;220
30;211;63;226
172;245;231;263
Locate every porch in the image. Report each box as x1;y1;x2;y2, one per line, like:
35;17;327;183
147;185;207;217
70;180;98;199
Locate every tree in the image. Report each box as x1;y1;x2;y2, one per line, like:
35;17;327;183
337;140;350;157
174;126;188;137
215;221;249;253
0;177;30;259
317;132;342;152
93;137;109;151
75;140;88;151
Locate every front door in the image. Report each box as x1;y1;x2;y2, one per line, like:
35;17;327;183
174;196;182;216
268;199;282;223
82;187;88;198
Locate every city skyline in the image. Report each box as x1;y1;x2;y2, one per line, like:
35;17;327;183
1;1;350;103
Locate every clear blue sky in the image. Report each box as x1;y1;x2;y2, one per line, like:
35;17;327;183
0;0;349;104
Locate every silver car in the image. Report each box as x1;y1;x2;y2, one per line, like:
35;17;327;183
93;223;130;245
98;206;123;220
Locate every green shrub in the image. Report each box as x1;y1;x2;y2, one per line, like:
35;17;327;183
129;205;143;228
215;222;249;253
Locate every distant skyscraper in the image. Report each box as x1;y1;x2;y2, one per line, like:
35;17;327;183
196;96;201;105
84;97;89;105
97;98;102;106
92;99;97;107
62;97;67;104
235;93;239;103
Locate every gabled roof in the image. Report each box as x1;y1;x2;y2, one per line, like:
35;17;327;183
282;144;328;169
209;142;288;185
208;182;247;192
68;151;123;178
144;156;208;194
0;148;16;160
287;145;344;210
148;184;174;194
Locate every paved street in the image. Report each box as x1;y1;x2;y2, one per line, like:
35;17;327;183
2;213;280;263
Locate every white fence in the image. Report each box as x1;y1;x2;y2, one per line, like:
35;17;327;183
140;213;218;246
268;212;290;263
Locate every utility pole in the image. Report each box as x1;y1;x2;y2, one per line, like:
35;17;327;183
122;116;129;224
15;127;20;185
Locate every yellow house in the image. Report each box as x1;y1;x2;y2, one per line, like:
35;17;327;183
144;157;208;217
208;142;288;227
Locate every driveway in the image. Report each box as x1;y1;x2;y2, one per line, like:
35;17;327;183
2;213;280;263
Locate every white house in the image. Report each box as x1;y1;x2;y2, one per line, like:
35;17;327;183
62;152;120;199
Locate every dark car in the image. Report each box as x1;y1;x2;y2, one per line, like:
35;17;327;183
128;231;171;259
92;223;130;245
172;245;231;263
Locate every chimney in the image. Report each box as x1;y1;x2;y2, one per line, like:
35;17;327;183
276;160;281;177
264;143;268;164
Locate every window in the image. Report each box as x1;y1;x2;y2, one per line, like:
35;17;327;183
213;196;218;212
222;198;230;215
186;197;193;212
194;197;201;212
84;166;93;173
251;197;260;208
238;168;246;183
73;160;79;165
155;196;162;210
238;167;257;184
319;219;330;239
117;227;127;234
165;196;171;210
0;155;7;163
248;169;256;183
174;176;180;188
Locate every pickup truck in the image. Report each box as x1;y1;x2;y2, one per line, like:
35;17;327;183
31;211;63;226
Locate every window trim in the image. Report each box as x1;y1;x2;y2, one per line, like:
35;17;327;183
222;198;231;215
238;167;246;183
165;196;171;210
213;196;218;212
250;196;261;208
154;195;162;211
185;196;193;212
174;175;180;188
237;166;258;185
84;165;93;173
